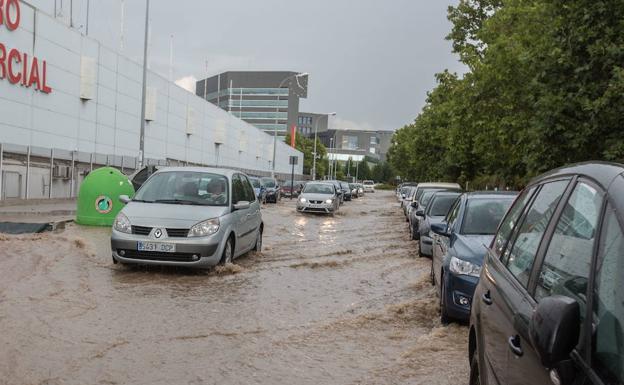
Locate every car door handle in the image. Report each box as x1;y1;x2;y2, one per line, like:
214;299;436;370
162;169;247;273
481;291;492;305
508;335;523;357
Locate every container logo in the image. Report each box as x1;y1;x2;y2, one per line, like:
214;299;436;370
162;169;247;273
95;196;113;214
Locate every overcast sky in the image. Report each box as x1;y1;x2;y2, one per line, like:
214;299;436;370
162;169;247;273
28;0;464;132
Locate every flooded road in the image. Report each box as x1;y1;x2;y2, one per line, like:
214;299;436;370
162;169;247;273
0;191;468;385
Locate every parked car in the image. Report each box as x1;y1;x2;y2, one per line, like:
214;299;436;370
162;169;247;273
296;182;340;215
468;162;624;385
400;186;418;217
413;191;462;255
129;165;161;191
431;191;517;324
356;183;364;197
349;183;363;198
408;183;463;231
412;183;462;207
261;177;281;203
248;176;266;203
282;180;305;198
363;180;375;193
111;167;263;268
397;182;418;199
407;190;437;223
326;180;345;204
339;181;352;201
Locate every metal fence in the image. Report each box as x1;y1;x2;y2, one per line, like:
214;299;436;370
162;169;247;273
0;142;169;201
0;142;301;200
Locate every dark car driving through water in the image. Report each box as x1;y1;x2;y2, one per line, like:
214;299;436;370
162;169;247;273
261;177;281;203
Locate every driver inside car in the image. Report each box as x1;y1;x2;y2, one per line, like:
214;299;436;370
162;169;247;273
206;178;227;205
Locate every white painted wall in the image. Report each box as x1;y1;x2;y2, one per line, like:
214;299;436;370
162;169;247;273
0;2;303;175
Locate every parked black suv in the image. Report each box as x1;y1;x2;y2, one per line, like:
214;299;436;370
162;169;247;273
469;162;624;385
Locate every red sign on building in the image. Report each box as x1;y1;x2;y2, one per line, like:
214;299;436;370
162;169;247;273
0;0;52;93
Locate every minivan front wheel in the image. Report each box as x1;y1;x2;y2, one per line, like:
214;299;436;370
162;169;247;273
253;227;263;252
220;236;234;265
469;352;481;385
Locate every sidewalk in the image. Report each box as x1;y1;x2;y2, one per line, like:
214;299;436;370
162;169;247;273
0;198;76;224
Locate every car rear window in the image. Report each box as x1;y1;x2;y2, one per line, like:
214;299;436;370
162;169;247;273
429;195;460;216
461;198;514;235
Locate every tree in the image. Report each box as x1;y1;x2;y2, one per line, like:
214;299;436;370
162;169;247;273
371;162;396;184
387;0;624;189
357;160;372;181
284;133;328;176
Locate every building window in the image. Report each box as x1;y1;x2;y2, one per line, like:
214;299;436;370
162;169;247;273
231;111;288;120
253;123;288;132
370;136;379;145
342;135;358;150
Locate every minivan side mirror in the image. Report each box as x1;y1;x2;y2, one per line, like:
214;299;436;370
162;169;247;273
401;194;406;199
529;295;580;369
416;209;425;217
233;201;251;211
119;195;131;204
431;222;449;237
411;202;418;208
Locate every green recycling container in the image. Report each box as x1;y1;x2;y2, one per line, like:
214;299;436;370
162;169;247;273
76;167;135;226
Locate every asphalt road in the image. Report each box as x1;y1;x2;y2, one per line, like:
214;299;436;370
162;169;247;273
0;190;468;385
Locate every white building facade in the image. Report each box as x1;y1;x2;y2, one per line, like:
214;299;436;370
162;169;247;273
0;1;303;199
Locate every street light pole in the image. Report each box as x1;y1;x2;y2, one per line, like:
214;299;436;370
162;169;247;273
138;0;150;168
328;138;333;179
312;112;335;181
271;72;308;178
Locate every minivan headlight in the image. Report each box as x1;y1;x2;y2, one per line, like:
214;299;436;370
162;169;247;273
113;212;132;234
449;256;481;277
325;199;333;204
188;218;220;237
299;197;307;203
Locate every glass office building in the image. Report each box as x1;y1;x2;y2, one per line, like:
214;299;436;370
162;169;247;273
196;71;308;139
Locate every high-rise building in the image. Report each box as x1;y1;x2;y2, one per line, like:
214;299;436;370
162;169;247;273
196;71;308;139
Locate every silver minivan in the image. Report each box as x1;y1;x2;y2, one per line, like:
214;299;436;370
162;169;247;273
110;167;263;268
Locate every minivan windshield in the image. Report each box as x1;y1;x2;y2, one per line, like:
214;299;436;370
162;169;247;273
303;183;334;195
461;198;514;235
261;178;276;188
249;178;261;188
134;171;229;206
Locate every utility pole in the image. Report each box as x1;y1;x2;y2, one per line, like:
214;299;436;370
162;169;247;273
311;112;335;180
272;72;308;178
138;0;150;168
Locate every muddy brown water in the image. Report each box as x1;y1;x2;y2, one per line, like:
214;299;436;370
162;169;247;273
0;191;468;385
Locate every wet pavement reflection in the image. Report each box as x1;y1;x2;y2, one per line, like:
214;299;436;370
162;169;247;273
0;191;468;385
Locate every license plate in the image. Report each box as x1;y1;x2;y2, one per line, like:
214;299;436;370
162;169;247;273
309;204;323;208
137;241;176;253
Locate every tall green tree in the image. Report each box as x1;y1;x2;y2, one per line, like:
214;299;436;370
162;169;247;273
357;160;372;181
284;133;328;176
387;0;624;189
